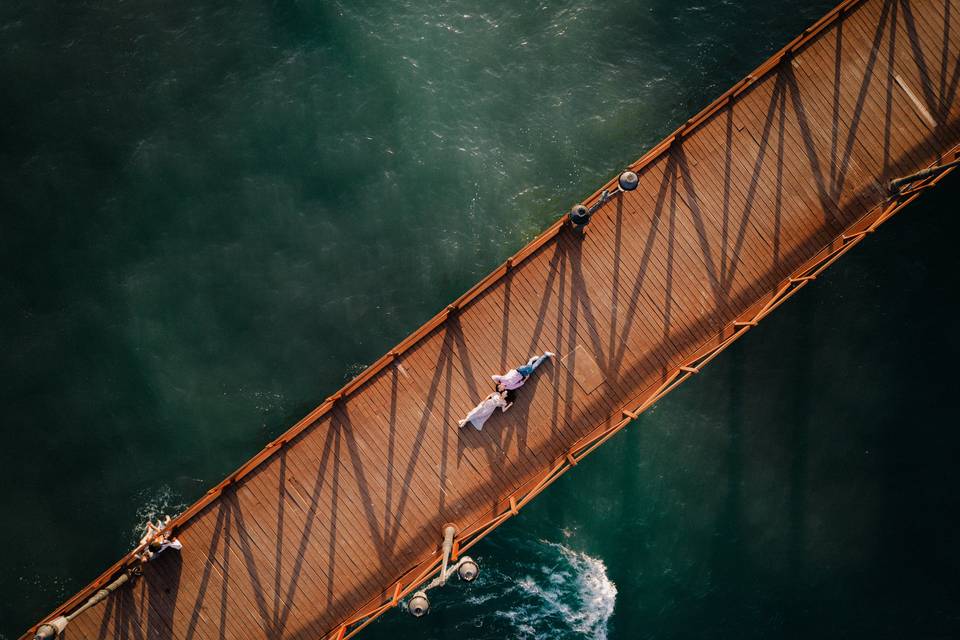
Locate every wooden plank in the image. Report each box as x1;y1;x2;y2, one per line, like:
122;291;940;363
826;1;936;174
683;100;843;292
888;0;960;143
687;96;828;264
560;345;606;394
397;318;547;486
843;0;941;171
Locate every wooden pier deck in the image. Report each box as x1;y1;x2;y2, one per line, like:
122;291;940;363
26;1;960;638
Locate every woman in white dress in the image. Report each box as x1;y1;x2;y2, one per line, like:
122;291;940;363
458;390;511;431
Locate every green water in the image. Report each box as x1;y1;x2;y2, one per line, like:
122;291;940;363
2;1;958;638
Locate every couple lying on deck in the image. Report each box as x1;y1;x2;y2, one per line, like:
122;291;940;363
457;351;555;431
135;515;182;564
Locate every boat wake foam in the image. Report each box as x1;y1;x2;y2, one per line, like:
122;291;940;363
447;539;617;639
129;484;186;545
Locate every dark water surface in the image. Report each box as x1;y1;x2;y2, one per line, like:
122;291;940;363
2;1;958;638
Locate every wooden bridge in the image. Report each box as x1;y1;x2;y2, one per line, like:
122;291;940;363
25;0;960;638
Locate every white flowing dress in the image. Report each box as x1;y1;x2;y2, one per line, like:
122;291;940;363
458;392;508;431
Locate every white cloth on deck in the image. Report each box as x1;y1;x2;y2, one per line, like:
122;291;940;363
458;392;508;431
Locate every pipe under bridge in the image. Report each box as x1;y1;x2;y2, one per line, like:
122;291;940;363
24;0;960;638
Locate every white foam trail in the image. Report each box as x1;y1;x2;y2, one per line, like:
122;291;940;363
559;544;618;639
492;541;617;639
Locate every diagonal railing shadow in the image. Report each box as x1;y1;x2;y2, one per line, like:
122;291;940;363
898;0;960;125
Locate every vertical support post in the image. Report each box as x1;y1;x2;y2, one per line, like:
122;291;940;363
451;539;460;563
439;525;456;586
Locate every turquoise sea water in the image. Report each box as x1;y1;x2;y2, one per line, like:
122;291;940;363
2;1;958;638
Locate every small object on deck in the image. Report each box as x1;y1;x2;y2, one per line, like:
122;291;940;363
893;74;938;130
618;170;639;191
888;159;960;194
589;188;615;214
407;591;429;617
569;204;590;234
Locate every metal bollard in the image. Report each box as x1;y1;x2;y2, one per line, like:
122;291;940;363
406;555;479;618
569;204;590;230
33;617;67;640
457;557;479;582
407;591;430;617
619;170;639;191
